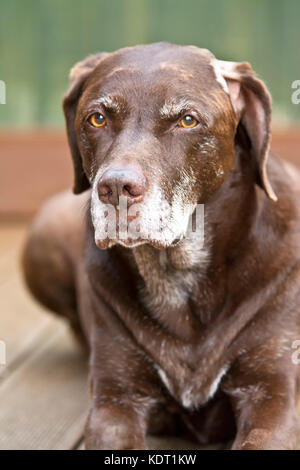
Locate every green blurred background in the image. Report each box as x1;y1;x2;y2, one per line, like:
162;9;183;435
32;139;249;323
0;0;299;128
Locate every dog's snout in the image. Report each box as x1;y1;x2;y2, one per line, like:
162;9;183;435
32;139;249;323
97;167;147;206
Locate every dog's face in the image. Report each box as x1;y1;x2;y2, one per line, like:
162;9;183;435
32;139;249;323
63;43;275;249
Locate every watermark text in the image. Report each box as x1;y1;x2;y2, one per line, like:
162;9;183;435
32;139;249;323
291;80;300;104
292;340;300;365
0;80;6;104
0;340;6;365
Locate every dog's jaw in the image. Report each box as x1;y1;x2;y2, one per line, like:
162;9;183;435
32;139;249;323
91;169;199;251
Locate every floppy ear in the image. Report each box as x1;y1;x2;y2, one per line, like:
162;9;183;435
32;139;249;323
63;53;107;194
215;60;277;201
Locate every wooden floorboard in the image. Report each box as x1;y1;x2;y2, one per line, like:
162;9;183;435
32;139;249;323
0;224;88;450
0;326;88;450
0;275;55;378
0;226;56;377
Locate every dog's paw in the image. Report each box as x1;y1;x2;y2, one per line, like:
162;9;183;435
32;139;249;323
85;406;147;450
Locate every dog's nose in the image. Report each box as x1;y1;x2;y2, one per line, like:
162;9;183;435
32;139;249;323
97;167;147;206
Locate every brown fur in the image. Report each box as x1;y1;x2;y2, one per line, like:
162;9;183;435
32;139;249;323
23;43;300;450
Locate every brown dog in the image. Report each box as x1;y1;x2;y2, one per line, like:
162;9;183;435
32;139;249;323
23;43;300;450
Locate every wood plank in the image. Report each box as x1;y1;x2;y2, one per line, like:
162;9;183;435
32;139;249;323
0;225;27;285
0;325;88;450
0;128;299;221
76;435;224;451
0;224;88;449
0;225;28;256
0;271;61;378
0;224;63;379
0;132;72;220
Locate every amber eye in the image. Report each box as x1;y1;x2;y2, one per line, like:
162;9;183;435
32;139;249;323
89;113;106;128
179;115;198;128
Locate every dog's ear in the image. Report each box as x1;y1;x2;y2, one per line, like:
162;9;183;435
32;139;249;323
215;60;277;201
63;53;107;194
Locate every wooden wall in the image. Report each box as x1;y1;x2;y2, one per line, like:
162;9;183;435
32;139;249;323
0;128;299;221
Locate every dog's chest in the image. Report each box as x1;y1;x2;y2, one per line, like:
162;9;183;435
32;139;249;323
135;270;227;407
133;244;229;408
154;344;228;409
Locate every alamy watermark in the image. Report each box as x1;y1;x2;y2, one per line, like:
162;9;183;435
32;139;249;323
291;80;300;104
291;340;300;365
0;80;6;104
0;340;6;366
95;195;205;245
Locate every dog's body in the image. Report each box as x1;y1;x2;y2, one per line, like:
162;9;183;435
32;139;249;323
23;43;300;449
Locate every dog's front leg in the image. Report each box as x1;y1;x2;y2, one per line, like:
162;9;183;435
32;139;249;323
85;402;148;450
84;328;159;450
227;366;299;450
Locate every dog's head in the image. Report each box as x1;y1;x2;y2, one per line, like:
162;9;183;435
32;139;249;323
63;42;276;250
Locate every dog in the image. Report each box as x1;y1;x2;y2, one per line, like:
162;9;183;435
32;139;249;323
22;43;300;450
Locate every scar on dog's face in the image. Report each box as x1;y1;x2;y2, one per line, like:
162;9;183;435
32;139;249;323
63;42;275;249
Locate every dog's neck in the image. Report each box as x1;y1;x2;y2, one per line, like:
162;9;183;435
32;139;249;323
132;167;258;336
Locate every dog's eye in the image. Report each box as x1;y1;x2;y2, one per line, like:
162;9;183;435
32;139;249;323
179;115;198;128
89;113;106;128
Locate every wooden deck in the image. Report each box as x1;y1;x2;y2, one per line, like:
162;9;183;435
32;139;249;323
0;224;226;450
1;226;299;451
1;217;300;450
